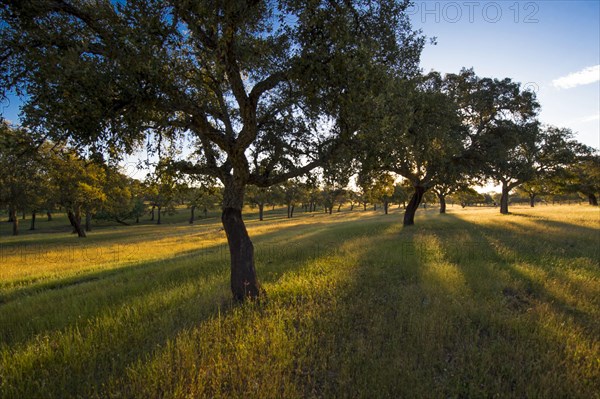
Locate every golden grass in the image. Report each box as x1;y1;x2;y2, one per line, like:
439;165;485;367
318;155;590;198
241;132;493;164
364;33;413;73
0;204;598;398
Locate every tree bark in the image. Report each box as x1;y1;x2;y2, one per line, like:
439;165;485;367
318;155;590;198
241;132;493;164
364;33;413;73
383;200;389;215
500;184;510;214
46;211;52;221
67;209;86;237
438;193;446;214
150;205;155;221
403;186;425;226
589;193;598;206
363;202;367;211
258;203;264;221
189;205;196;224
157;206;162;224
287;203;292;218
29;211;36;230
529;193;536;207
10;208;18;236
221;199;260;301
337;203;342;212
290;204;295;218
85;210;92;232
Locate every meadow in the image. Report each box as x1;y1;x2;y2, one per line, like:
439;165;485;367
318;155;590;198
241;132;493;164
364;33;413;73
0;204;598;398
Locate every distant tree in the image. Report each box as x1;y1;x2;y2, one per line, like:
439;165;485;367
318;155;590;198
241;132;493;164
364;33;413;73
49;150;106;237
0;123;47;235
360;72;467;225
560;154;600;206
451;187;486;208
481;124;584;214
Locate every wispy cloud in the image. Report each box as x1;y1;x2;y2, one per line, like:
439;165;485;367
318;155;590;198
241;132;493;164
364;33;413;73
552;65;600;89
578;114;600;123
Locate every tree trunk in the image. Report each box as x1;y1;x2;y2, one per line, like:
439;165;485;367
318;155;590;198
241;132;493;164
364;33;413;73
10;208;18;236
529;193;536;207
350;204;354;211
258;203;264;221
67;209;86;237
589;193;598;206
29;211;36;230
383;200;389;215
438;193;446;214
150;205;155;221
290;204;295;218
500;184;510;214
189;205;196;224
157;206;162;224
363;202;367;211
403;186;425;226
374;203;377;211
221;183;260;301
287;203;292;218
22;211;26;220
85;210;92;232
337;203;342;212
46;211;52;221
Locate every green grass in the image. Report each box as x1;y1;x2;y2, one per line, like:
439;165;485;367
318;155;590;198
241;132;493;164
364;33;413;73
0;205;599;398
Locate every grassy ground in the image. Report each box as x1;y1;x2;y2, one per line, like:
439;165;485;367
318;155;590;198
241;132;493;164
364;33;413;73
0;205;598;398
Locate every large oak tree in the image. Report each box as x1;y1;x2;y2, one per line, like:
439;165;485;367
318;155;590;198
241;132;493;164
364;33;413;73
1;0;423;300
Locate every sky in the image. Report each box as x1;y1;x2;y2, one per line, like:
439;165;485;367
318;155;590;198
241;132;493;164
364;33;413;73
409;0;600;149
2;1;598;152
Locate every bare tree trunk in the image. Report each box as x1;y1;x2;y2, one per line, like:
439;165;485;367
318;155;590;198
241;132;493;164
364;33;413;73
189;205;196;224
221;181;260;301
404;186;425;226
438;193;446;214
500;184;510;214
10;208;18;236
67;209;86;237
29;211;36;230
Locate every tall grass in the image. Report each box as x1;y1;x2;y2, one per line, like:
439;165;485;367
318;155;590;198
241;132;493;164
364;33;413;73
0;205;598;398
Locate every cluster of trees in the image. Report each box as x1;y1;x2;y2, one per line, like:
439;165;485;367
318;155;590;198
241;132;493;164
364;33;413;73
1;1;597;301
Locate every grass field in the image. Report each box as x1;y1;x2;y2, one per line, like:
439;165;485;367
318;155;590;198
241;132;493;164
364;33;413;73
0;205;599;398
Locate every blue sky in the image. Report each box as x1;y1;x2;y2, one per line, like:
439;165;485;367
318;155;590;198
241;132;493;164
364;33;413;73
2;1;598;150
409;0;600;149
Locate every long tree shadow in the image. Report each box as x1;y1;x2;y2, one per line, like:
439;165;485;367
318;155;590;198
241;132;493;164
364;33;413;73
286;213;599;397
0;216;390;399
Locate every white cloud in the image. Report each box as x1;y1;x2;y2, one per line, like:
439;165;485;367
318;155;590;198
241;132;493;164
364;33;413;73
578;114;600;123
552;65;600;89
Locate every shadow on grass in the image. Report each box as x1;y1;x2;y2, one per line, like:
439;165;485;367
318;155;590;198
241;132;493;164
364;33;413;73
0;216;391;399
286;212;599;397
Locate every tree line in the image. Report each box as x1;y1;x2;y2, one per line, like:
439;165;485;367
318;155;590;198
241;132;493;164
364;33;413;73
1;1;598;301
